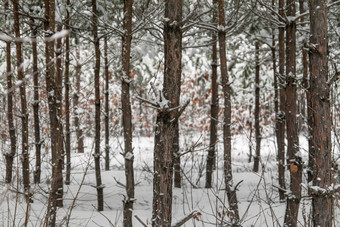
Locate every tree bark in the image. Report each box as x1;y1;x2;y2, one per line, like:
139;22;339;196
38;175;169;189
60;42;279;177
4;0;17;185
284;1;302;226
73;38;84;154
55;24;64;207
31;14;42;184
205;0;219;189
218;0;239;222
152;0;182;226
92;0;104;212
44;0;64;224
308;0;333;226
277;0;286;201
121;0;135;225
253;41;261;173
104;36;110;171
13;0;30;201
65;0;71;185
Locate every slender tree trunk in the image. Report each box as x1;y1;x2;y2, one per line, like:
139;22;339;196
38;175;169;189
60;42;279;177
104;36;110;171
218;0;239;222
121;0;134;225
308;1;333;226
5;1;16;184
173;124;181;187
30;15;42;184
44;0;64;224
65;0;71;185
152;1;182;226
205;0;218;189
13;0;30;201
284;1;302;226
272;0;281;198
248;105;253;163
92;0;104;211
55;24;64;207
277;0;286;201
253;41;261;173
299;0;313;184
73;39;84;154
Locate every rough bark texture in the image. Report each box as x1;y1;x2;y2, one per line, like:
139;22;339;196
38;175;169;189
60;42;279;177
299;0;313;184
277;0;286;201
55;24;64;207
121;0;135;225
65;0;71;185
44;0;64;224
30;14;42;184
253;41;261;173
92;0;104;212
152;0;182;226
205;0;219;189
284;1;302;226
13;0;30;200
73;39;84;154
104;36;110;171
308;0;333;226
218;0;239;222
5;1;17;184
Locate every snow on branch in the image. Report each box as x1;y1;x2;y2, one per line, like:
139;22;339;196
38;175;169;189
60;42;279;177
171;210;200;227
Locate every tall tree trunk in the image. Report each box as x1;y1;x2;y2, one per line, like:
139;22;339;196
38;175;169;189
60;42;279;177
31;15;42;184
44;0;64;224
277;0;286;201
299;0;313;183
73;38;84;154
272;0;281;199
121;0;134;225
13;0;30;202
65;0;71;185
152;0;182;226
92;0;104;212
55;24;64;206
218;0;239;222
5;1;17;184
104;36;110;171
253;41;261;173
205;0;219;189
284;1;302;226
308;0;333;226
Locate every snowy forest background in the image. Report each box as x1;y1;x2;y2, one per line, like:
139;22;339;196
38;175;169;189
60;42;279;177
1;0;340;226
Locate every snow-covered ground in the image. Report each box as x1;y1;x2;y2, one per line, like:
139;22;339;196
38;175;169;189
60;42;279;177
1;134;339;226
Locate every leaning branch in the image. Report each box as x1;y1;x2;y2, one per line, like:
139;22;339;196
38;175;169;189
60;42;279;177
171;210;199;227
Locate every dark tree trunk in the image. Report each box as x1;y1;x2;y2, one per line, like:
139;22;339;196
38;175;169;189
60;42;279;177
272;0;281;198
92;0;104;212
152;0;182;226
13;0;30;201
4;1;16;185
253;41;261;173
173;123;181;188
284;1;302;226
73;38;84;154
55;24;64;207
44;0;64;224
299;0;313;184
218;0;239;222
121;0;134;225
277;0;286;201
308;0;333;226
104;36;110;171
31;15;42;184
205;0;219;189
65;0;71;185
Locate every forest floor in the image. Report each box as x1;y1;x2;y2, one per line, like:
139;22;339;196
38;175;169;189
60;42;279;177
1;134;340;226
